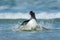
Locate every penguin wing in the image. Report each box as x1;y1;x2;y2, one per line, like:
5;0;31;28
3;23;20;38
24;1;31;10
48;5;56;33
21;20;30;25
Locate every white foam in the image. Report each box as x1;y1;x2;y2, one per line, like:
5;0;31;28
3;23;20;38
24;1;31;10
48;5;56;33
0;12;60;19
0;13;30;19
36;12;60;19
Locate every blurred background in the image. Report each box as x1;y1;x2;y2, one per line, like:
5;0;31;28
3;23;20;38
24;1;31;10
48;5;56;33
0;0;60;19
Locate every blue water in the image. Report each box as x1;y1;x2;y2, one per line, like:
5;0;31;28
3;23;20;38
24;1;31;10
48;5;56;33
0;0;60;40
0;19;60;40
0;30;60;40
0;0;60;12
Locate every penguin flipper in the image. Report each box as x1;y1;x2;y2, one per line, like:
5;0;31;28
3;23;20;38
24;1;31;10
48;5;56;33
21;20;30;25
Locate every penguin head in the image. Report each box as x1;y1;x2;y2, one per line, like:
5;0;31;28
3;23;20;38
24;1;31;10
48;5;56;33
29;11;36;19
29;11;35;16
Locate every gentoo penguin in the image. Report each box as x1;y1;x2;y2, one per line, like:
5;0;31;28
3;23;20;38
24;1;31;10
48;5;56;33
18;11;47;31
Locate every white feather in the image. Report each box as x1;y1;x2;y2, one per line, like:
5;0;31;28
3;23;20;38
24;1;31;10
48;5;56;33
20;19;38;30
26;19;37;29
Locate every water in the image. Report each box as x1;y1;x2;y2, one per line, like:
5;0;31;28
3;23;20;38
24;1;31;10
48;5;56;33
0;30;60;40
0;19;60;40
0;0;60;40
0;0;60;12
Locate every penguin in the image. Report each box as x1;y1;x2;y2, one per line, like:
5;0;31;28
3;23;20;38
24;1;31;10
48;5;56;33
19;11;47;31
19;11;38;31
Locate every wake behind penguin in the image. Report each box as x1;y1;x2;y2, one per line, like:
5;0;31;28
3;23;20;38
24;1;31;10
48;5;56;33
15;11;47;31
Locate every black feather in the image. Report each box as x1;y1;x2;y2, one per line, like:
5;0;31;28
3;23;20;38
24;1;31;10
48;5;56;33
21;20;30;25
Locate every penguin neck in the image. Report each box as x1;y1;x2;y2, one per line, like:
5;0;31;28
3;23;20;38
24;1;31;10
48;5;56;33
30;15;36;21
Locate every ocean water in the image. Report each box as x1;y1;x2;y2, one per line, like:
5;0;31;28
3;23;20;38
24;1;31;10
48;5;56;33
0;0;60;40
0;19;60;40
